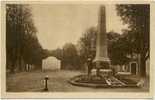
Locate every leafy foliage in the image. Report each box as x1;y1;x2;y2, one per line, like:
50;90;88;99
116;4;149;57
6;4;43;72
116;4;150;76
50;48;63;60
77;27;97;64
77;27;131;66
61;43;80;70
50;43;80;70
108;31;130;65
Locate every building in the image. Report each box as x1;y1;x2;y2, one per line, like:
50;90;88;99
42;56;61;71
114;53;150;76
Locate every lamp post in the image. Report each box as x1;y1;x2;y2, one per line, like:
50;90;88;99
44;75;49;91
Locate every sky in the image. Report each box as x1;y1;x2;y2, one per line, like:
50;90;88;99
31;4;127;50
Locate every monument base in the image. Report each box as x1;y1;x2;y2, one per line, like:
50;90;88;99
93;57;110;63
91;69;113;78
93;57;111;76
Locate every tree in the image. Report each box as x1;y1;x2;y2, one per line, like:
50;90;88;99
79;27;130;65
50;48;63;60
107;31;131;66
6;4;27;72
23;36;43;68
61;43;80;70
6;4;43;72
77;27;97;65
77;27;130;68
116;4;150;77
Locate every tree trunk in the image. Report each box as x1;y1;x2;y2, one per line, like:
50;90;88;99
137;27;147;87
140;54;146;77
17;46;22;71
19;56;22;71
10;62;15;73
137;53;147;87
10;49;17;73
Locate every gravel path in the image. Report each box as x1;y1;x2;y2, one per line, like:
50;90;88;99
6;70;148;92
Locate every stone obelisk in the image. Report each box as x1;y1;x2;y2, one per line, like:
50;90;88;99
94;6;110;75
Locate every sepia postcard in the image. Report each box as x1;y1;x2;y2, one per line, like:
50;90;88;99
0;0;154;99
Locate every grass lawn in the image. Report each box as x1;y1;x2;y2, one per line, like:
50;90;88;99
6;70;149;92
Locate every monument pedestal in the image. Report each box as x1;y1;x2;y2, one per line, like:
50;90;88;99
94;61;111;77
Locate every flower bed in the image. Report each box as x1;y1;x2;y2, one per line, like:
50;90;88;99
69;74;138;88
75;75;107;84
69;74;109;88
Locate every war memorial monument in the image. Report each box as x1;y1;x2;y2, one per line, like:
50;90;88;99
69;5;137;88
